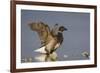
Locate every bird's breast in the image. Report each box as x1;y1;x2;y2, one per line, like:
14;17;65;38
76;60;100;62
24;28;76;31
47;40;60;49
55;43;60;49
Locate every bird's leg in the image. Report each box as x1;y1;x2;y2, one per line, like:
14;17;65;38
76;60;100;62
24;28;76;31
50;49;54;54
50;48;57;54
45;47;50;55
45;54;50;62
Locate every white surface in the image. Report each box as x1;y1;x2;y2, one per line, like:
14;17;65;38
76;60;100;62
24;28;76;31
0;0;100;73
16;4;95;69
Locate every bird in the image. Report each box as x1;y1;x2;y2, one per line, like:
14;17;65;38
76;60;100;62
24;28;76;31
28;21;67;55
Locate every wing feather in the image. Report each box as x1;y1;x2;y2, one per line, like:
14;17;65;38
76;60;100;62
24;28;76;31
28;22;52;46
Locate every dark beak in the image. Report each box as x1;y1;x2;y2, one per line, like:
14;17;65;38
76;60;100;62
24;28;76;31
64;27;68;31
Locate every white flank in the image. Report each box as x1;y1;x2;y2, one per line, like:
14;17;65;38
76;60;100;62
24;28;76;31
34;46;46;53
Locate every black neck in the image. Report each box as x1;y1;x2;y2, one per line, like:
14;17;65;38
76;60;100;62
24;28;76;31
57;32;63;44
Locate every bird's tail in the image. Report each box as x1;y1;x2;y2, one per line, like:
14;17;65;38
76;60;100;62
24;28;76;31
34;46;46;53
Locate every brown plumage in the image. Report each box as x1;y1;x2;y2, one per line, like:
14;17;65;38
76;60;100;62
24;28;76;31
28;22;67;54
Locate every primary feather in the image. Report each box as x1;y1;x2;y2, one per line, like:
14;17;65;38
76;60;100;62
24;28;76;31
29;22;53;46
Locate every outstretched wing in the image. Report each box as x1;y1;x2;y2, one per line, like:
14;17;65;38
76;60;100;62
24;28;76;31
28;22;52;46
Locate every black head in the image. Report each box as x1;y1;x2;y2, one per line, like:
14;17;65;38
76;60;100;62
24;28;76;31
59;26;68;32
